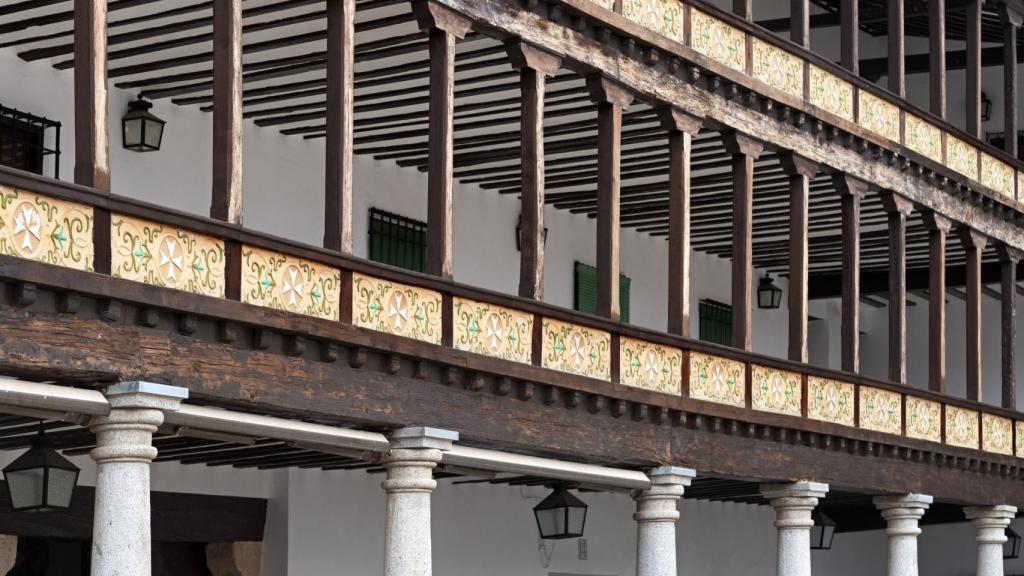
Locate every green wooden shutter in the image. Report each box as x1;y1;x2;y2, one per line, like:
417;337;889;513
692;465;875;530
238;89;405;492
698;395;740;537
574;262;630;323
368;209;427;273
699;300;732;345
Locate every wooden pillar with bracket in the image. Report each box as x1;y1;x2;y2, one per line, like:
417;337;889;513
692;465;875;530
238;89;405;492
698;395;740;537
966;0;985;137
930;0;946;118
722;131;764;351
212;0;243;224
961;228;988;401
881;192;913;385
324;0;356;252
1002;4;1022;157
834;175;866;373
997;245;1022;409
780;153;818;363
922;212;952;394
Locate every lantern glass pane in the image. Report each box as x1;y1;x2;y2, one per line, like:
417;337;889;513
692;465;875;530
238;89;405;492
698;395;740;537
46;468;78;509
772;288;782;308
536;508;564;538
124;119;142;149
144;118;163;149
6;468;44;510
568;506;586;535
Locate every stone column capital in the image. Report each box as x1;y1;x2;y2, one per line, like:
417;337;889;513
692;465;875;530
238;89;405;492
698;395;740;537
966;505;1017;542
383;427;457;495
874;494;932;537
761;482;829;530
633;467;696;524
90;381;188;465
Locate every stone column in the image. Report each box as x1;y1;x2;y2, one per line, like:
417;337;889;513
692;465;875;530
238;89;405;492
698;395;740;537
966;505;1018;576
382;427;458;576
761;482;829;576
89;381;188;576
634;466;696;576
873;494;932;576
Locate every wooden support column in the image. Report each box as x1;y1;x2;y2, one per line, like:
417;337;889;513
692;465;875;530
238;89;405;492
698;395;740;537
413;2;472;279
841;0;859;74
888;0;905;97
324;0;356;252
881;192;913;385
834;175;867;373
1002;5;1023;157
961;229;988;401
588;77;635;321
212;0;243;224
922;212;952;394
997;245;1022;409
733;0;753;20
722;131;764;351
658;107;703;337
930;0;946;118
966;0;985;137
791;0;810;48
780;153;818;363
507;42;561;300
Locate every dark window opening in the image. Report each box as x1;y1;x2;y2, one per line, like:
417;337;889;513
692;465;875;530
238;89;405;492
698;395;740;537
573;262;631;323
699;299;732;346
0;105;60;178
368;208;427;273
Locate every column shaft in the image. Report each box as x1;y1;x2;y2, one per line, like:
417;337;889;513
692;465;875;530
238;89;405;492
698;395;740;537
874;494;932;576
634;467;695;576
762;482;829;576
966;505;1017;576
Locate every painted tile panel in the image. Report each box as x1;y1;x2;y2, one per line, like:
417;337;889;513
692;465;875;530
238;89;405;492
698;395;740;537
982;413;1013;456
904;115;942;163
858;386;902;435
751;365;801;416
588;0;616;9
808;66;854;122
751;38;803;98
243;246;341;321
352;273;441;343
806;377;855;427
453;298;533;364
947;136;979;180
620;337;682;395
905;397;942;443
542;319;611;380
858;91;901;142
690;9;746;73
945;405;980;449
1017;421;1024;457
0;187;93;271
111;215;225;297
622;0;684;43
689;352;745;408
981;153;1015;199
1018;171;1024;202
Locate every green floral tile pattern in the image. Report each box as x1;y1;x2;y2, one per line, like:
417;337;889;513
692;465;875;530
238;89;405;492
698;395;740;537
1017;421;1024;457
947;135;979;180
0;186;92;271
982;413;1013;456
453;297;533;364
751;365;801;416
807;377;854;427
622;0;684;42
112;214;225;298
808;65;854;121
690;9;746;73
905;115;942;163
859;386;902;435
541;319;611;380
945;405;980;449
353;273;441;344
981;153;1015;199
751;38;803;98
619;336;682;395
905;397;941;443
689;352;745;408
243;246;341;321
858;91;900;142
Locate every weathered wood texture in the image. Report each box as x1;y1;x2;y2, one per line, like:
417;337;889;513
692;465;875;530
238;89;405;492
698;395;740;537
835;175;866;373
882;193;913;385
791;0;810;48
211;0;243;224
966;0;983;137
961;228;988;402
324;0;356;253
930;0;947;118
780;153;818;363
722;131;763;352
922;212;952;394
999;245;1022;409
1003;5;1022;157
73;0;109;192
888;0;905;96
841;0;859;74
660;108;702;337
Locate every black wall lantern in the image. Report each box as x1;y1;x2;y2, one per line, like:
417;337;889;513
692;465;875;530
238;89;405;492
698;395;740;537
1006;527;1022;559
122;97;166;152
2;430;79;512
982;92;994;122
533;486;587;540
515;215;549;252
810;510;837;550
757;273;783;309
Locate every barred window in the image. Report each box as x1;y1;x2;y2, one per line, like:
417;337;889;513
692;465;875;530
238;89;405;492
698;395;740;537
368;208;427;273
0;105;60;178
699;299;732;346
573;262;631;324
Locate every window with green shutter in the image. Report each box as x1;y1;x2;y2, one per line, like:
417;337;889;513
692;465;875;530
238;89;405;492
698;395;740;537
699;299;732;346
368;208;427;273
573;262;631;323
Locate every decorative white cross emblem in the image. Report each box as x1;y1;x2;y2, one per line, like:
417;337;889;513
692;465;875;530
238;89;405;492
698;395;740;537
12;204;41;252
769;374;785;405
823;386;838;415
710;364;726;396
485;314;502;351
570;334;585;366
388;292;408;331
643;351;658;380
158;238;183;281
282;266;304;307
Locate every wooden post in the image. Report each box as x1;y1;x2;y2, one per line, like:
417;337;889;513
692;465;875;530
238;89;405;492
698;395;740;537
507;42;561;301
791;0;810;48
211;0;243;224
413;2;472;279
922;212;952;394
780;153;818;363
1002;5;1022;158
588;76;634;321
881;192;913;385
658;107;703;337
888;0;905;97
722;131;764;352
733;0;753;20
929;0;946;118
841;0;859;75
966;0;984;138
324;0;356;252
834;175;867;373
997;245;1022;409
961;228;988;402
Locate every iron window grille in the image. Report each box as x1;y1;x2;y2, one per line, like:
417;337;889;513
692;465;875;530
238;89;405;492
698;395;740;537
0;104;60;178
368;208;428;273
699;299;732;346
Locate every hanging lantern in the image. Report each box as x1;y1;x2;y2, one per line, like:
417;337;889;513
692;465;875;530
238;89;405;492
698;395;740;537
3;430;79;512
122;97;166;152
533;486;588;540
810;509;837;551
757;273;783;309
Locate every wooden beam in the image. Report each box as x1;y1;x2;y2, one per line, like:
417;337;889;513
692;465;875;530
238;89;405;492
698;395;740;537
588;76;634;321
1002;5;1022;158
722;131;764;351
922;212;952;394
960;228;988;402
834;175;867;374
211;0;243;224
930;0;946;118
659;107;703;337
966;0;983;137
998;245;1022;410
841;0;859;75
881;192;913;385
324;0;356;253
790;0;810;48
73;0;109;192
888;0;905;97
780;153;818;363
507;42;561;300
